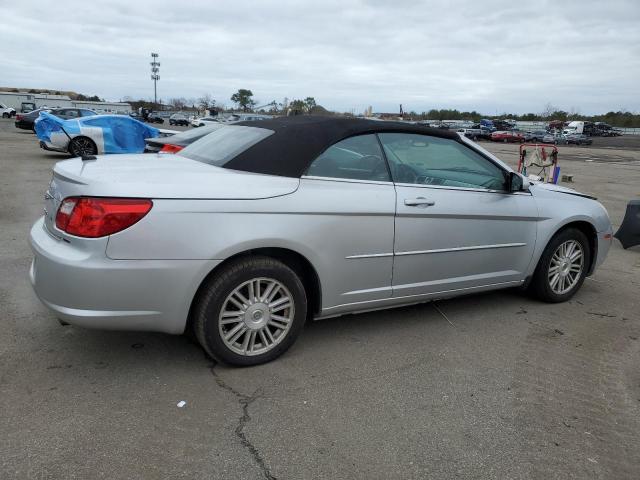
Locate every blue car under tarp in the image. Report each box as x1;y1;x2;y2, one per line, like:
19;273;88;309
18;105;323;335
35;112;160;154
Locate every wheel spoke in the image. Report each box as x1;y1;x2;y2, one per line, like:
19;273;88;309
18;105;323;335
260;282;276;302
248;281;256;303
259;329;270;348
233;290;250;307
225;323;246;343
550;273;560;290
269;296;290;310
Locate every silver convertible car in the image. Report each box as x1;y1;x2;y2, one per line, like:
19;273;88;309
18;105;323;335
30;117;613;365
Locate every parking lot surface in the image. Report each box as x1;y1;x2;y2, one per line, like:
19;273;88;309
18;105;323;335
1;118;639;479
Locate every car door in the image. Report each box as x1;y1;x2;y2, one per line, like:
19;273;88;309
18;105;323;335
378;133;538;298
298;134;396;310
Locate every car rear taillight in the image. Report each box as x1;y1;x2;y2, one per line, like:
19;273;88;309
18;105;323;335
55;197;153;238
159;143;184;154
16;114;23;121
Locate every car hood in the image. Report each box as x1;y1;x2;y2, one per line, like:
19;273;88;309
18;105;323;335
52;154;300;199
529;181;596;200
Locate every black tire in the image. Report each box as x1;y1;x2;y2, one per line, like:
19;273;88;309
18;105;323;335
2;113;8;118
194;256;307;366
529;228;591;303
68;136;98;157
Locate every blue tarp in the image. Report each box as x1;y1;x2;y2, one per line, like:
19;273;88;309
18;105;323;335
35;112;160;154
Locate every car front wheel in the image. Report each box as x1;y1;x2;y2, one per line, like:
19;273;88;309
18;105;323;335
530;228;591;302
194;256;307;366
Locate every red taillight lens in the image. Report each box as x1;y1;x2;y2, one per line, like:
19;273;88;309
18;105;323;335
55;197;153;238
16;114;23;121
159;143;184;154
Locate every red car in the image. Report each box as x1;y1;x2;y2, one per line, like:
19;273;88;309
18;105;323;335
491;130;525;143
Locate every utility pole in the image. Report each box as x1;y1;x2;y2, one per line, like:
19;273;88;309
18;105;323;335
150;53;160;107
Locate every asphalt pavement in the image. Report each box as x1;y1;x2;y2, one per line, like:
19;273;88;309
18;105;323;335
1;118;639;479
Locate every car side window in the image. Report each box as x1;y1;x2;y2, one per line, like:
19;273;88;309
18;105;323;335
306;134;390;182
65;110;79;118
377;133;507;190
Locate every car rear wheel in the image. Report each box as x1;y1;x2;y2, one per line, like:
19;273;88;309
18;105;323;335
2;113;8;118
68;136;98;157
530;228;591;302
194;256;307;366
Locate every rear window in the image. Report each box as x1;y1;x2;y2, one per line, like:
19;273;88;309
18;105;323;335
179;125;274;167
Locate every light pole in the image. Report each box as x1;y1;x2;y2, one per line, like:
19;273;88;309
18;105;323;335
150;53;160;107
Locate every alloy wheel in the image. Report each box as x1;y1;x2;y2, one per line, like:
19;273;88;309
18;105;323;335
219;277;295;356
71;137;96;156
548;240;584;295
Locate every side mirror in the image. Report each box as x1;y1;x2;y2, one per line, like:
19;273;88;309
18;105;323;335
508;171;528;192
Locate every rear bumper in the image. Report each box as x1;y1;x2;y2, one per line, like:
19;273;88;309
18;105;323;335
29;217;221;334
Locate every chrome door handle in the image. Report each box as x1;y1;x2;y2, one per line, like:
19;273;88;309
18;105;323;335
404;197;435;207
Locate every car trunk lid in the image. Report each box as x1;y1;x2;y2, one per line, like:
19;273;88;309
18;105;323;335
44;154;299;234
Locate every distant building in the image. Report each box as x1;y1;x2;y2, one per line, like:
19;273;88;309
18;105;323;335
0;91;132;114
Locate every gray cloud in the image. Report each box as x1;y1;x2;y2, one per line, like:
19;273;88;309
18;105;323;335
1;0;638;114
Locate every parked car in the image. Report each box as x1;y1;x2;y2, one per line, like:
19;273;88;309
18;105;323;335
224;113;273;122
29;117;613;366
565;133;593;145
192;116;220;127
457;128;483;140
169;113;190;126
526;130;548;142
50;108;97;120
35;112;160;156
491;130;525;143
1;102;16;118
542;133;568;145
14;108;51;131
146;112;165;124
144;122;227;153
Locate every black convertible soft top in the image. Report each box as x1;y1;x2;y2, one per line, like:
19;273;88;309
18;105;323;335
227;116;460;178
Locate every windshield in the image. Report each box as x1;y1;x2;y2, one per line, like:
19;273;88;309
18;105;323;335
179;125;274;166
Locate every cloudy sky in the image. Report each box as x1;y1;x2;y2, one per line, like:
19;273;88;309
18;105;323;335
2;0;639;114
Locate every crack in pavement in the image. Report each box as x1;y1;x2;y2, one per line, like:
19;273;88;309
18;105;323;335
210;363;276;480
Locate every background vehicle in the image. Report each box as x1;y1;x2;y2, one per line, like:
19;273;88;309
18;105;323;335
169;113;190;126
29;117;612;366
526;130;548;142
224;113;272;122
35;112;160;156
146;112;165;124
491;130;525;143
542;133;568;145
14;108;51;131
192;116;219;127
49;108;97;119
144;122;227;153
1;102;16;118
20;102;36;113
457;127;483;140
565;133;593;145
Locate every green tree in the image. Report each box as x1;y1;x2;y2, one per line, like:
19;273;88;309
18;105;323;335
303;97;316;112
230;89;255;112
